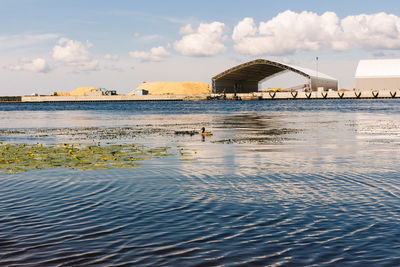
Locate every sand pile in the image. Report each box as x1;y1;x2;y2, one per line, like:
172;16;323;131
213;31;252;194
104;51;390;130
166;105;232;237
129;82;210;95
54;91;70;96
70;87;98;96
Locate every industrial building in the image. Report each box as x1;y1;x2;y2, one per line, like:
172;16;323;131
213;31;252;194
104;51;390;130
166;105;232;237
355;59;400;91
212;59;338;94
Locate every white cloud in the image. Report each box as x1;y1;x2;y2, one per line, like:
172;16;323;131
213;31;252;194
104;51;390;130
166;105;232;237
52;38;99;70
341;12;400;50
232;11;347;56
129;46;170;62
232;10;400;56
174;22;228;56
104;54;119;61
7;58;51;73
52;38;91;63
179;24;195;35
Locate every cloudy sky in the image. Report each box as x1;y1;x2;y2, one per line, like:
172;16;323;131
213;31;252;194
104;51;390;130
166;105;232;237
2;0;400;95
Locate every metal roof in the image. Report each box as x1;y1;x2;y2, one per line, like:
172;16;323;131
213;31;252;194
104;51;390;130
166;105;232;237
212;59;336;82
356;59;400;78
287;64;336;80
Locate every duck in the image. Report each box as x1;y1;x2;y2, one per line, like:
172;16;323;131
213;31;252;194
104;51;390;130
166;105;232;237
201;127;213;136
174;130;198;136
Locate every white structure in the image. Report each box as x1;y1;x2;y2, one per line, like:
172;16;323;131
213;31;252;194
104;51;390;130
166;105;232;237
212;59;338;93
355;59;400;91
289;64;338;91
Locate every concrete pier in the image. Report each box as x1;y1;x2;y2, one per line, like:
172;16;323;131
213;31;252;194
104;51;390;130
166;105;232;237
0;90;399;103
19;94;193;102
236;90;399;100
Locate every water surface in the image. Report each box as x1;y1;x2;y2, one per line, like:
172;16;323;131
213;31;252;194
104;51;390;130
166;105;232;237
0;100;399;266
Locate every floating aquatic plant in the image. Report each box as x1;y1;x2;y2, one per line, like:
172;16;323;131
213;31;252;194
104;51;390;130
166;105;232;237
0;143;171;173
177;145;198;161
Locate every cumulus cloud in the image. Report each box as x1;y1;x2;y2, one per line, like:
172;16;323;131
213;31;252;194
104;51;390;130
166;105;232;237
52;38;98;70
232;11;347;56
174;22;228;56
129;46;170;62
7;58;51;73
232;10;400;56
341;12;400;50
104;54;119;61
179;24;195;35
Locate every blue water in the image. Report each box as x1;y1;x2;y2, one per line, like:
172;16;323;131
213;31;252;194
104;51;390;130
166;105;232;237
1;99;400;114
0;100;400;266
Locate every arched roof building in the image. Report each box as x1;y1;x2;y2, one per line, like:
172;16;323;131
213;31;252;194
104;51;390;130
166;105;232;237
212;59;338;94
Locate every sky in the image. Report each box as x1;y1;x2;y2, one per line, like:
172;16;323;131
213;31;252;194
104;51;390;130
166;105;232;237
2;0;400;95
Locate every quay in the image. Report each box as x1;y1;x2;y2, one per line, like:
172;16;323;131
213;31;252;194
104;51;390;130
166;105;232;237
0;90;399;103
236;90;399;100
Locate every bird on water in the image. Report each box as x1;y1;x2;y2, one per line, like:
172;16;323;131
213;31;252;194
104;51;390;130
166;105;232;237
201;127;213;136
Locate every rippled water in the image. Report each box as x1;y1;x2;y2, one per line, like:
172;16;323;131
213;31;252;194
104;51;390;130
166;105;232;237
0;100;400;266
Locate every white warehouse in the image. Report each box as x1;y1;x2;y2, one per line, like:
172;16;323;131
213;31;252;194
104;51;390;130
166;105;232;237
355;59;400;91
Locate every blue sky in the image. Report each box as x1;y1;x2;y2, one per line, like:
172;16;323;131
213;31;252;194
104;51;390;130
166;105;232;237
2;0;400;95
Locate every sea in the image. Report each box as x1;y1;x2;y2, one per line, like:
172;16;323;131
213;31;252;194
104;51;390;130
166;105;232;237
0;100;399;266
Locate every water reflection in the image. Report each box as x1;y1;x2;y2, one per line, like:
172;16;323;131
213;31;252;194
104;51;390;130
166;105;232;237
1;101;400;265
212;113;298;144
2;109;400;176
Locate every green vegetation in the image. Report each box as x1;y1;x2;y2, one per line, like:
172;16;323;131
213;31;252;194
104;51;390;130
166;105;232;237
178;145;198;161
0;143;171;173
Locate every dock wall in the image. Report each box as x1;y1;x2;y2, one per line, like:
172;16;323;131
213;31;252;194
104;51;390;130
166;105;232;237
0;96;22;102
1;90;399;103
236;90;399;100
20;94;193;102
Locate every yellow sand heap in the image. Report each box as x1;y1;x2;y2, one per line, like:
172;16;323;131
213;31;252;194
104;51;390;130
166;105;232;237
54;91;70;96
70;87;98;96
129;82;211;95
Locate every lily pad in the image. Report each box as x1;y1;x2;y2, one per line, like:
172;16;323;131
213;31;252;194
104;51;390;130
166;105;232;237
0;143;172;173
